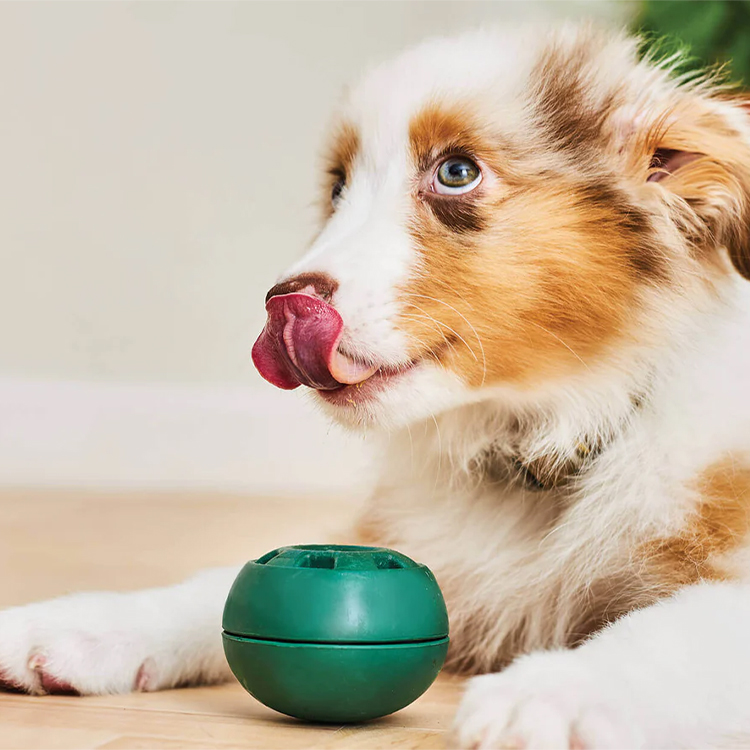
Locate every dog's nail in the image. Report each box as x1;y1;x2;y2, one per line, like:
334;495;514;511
134;658;156;692
26;652;77;694
27;653;46;671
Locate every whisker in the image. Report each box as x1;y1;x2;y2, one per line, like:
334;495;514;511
396;329;448;489
448;287;477;312
404;306;479;363
403;292;488;387
429;411;443;494
406;422;415;474
400;312;465;362
525;320;591;372
403;328;452;372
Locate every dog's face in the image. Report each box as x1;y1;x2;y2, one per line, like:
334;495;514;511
253;26;750;429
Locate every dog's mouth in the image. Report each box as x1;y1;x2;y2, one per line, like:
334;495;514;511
251;293;420;404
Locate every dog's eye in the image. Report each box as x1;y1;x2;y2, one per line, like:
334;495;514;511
331;177;345;206
434;157;482;195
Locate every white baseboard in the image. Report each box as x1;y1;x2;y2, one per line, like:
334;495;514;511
0;379;374;495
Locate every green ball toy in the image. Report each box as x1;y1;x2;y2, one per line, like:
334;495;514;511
222;544;449;723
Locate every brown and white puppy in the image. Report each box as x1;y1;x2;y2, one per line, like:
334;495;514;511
2;23;750;750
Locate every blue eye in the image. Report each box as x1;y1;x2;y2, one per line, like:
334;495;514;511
434;157;482;194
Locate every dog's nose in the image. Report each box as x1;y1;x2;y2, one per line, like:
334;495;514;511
265;272;338;304
252;273;377;391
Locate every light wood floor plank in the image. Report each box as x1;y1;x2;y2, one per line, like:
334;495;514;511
0;490;464;749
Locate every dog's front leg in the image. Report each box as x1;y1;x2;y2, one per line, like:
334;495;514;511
0;566;240;695
455;581;750;749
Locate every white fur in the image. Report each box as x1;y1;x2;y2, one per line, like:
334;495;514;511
0;568;237;694
456;583;750;749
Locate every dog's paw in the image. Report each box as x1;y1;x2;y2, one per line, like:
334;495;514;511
453;650;642;750
0;592;167;695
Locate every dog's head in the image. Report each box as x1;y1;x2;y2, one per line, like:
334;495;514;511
252;25;750;429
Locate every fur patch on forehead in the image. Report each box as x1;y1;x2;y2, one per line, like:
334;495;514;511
409;101;513;175
526;36;622;159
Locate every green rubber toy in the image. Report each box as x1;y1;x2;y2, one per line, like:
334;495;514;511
222;544;449;723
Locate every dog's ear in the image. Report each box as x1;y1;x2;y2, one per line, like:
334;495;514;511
637;100;750;280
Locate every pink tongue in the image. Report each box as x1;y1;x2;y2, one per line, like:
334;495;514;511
252;293;381;391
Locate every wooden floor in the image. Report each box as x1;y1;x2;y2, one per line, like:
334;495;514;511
0;489;464;749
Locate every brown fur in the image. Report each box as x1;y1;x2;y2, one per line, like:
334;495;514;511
408;102;517;176
527;37;619;160
408;102;512;233
643;457;750;585
400;100;666;389
320;121;360;219
394;50;750;392
643;106;750;280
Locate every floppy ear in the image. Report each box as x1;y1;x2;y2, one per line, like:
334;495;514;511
642;101;750;280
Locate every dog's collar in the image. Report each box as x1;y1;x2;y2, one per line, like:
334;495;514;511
481;391;645;492
512;439;602;491
476;435;601;492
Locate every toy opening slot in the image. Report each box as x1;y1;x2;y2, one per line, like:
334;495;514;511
298;551;337;569
375;554;408;569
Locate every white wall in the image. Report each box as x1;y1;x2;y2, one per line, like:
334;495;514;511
0;1;633;493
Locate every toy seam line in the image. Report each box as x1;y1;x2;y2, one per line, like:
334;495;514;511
245;563;428;572
222;631;450;646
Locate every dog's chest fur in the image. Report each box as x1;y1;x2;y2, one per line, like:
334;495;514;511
357;332;750;675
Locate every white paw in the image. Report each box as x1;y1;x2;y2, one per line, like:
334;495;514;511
0;592;168;695
454;650;642;750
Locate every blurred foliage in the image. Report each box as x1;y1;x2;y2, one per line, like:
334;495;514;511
635;1;750;86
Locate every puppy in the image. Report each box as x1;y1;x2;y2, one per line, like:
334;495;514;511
3;23;750;749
